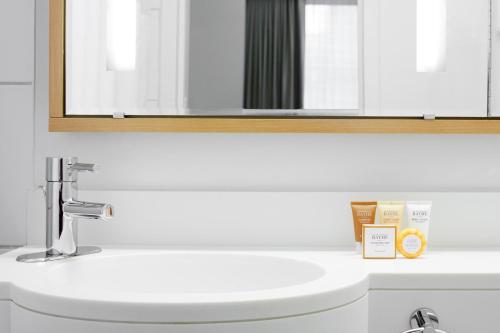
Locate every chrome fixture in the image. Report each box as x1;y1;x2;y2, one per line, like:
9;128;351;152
17;157;114;263
402;308;449;333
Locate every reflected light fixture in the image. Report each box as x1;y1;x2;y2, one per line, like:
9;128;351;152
106;0;137;71
416;0;447;72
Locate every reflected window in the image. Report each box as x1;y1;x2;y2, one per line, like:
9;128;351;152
416;0;447;73
304;0;359;110
106;0;137;72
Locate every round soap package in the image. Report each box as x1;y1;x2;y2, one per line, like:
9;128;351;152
397;228;427;259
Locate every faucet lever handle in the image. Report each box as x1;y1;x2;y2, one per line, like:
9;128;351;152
70;163;99;173
46;157;99;182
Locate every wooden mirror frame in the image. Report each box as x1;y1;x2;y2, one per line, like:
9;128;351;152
49;0;500;134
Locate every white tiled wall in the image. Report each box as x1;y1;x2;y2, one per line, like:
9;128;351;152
0;87;33;244
0;0;34;82
0;0;34;244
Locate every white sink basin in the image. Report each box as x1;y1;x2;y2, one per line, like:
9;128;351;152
10;249;368;323
45;252;326;294
6;249;500;332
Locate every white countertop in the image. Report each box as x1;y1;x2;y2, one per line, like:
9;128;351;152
1;248;500;323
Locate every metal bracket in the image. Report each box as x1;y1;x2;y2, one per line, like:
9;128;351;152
113;112;126;119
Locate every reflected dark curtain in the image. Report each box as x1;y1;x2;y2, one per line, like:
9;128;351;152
244;0;305;109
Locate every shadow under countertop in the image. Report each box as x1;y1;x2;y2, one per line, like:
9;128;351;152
0;246;20;255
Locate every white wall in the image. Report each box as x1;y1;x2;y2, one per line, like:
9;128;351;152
23;191;500;249
3;0;500;247
0;0;34;245
0;0;34;82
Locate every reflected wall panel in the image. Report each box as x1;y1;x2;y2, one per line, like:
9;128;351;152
376;0;489;117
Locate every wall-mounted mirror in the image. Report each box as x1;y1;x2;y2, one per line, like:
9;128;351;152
50;0;500;132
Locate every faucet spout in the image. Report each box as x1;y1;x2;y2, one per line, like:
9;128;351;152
63;201;114;221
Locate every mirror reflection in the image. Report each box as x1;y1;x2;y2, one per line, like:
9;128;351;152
66;0;489;117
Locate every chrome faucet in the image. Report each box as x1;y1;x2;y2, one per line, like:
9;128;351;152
17;157;114;263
